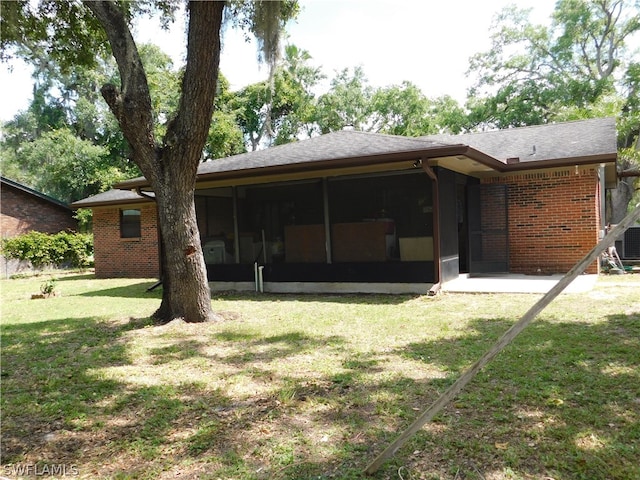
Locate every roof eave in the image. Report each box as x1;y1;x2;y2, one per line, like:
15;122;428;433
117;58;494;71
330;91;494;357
1;176;72;210
70;196;153;209
111;147;616;192
114;145;486;190
500;152;617;172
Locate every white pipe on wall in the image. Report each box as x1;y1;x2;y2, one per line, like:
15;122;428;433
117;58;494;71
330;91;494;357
254;262;258;292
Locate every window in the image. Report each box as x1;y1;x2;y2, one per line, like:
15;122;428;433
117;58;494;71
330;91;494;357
120;209;141;238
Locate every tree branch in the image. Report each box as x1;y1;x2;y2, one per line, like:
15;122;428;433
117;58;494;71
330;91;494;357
83;0;156;177
167;1;224;176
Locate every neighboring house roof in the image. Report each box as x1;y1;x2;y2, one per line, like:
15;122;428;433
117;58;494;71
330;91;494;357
2;176;77;238
73;117;618;208
1;176;72;211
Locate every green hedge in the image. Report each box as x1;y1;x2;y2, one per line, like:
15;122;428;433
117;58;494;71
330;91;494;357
1;231;94;269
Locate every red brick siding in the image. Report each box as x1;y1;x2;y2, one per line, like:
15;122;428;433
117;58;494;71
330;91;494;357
1;184;77;237
482;167;601;274
92;204;160;278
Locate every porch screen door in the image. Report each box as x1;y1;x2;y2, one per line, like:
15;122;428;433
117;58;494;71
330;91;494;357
468;184;509;275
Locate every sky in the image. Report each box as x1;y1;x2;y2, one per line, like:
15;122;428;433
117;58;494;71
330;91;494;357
0;0;559;123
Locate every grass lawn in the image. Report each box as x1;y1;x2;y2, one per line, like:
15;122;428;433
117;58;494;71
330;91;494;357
1;272;639;480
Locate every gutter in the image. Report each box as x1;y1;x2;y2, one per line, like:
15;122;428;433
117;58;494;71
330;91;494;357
113;144;505;191
499;153;616;171
135;188;155;202
113;146;616;193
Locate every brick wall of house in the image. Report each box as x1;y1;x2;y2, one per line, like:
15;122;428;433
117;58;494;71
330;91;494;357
482;167;601;275
92;203;160;278
1;184;77;237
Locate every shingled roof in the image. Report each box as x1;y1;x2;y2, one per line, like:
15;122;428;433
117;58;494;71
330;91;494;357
72;188;154;209
422;117;617;165
201;130;452;174
115;130;473;190
73;117;618;208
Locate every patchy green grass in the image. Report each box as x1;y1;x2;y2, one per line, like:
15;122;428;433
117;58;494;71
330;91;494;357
1;272;639;479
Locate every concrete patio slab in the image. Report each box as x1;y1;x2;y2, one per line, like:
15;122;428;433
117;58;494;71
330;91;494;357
442;273;599;294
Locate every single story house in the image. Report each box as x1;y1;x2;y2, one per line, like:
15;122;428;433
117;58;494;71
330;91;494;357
72;117;618;294
1;176;79;276
1;176;78;237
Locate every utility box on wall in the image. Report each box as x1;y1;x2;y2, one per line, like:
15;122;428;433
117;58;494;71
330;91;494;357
621;226;640;259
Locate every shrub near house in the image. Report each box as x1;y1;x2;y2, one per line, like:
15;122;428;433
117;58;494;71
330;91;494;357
1;176;82;276
1;231;94;270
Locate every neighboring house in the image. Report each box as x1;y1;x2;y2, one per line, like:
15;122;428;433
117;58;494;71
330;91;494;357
72;117;618;293
1;176;78;276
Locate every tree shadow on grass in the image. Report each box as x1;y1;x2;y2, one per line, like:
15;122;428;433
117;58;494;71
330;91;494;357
2;306;638;479
76;282;422;305
189;311;640;479
0;314;240;476
0;316;141;463
213;331;347;366
77;281;162;299
211;290;423;306
47;273;96;282
382;312;640;479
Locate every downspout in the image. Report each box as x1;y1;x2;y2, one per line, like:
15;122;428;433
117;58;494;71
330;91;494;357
136;188;163;291
421;161;441;296
599;164;606;235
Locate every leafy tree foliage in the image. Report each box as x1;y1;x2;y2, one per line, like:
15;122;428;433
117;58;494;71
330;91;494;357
370;83;468;136
271;44;324;144
314;68;467;135
466;0;640;219
8;129;116;203
467;0;640;130
204;74;246;160
2;0;298;323
232;44;323;150
315;66;373;133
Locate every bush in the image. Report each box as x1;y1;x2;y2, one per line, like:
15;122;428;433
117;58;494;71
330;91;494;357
40;278;58;296
1;231;94;269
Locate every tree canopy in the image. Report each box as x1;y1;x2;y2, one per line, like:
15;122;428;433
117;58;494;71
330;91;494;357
467;0;640;130
466;0;640;218
1;0;298;323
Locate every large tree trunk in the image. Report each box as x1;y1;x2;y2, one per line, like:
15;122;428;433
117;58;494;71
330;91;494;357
86;1;225;323
152;180;215;323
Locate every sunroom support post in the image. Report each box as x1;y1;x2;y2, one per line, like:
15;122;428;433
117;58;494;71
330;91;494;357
323;177;332;264
422;161;441;294
232;186;240;264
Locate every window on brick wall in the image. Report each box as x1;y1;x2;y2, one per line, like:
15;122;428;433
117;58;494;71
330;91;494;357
120;209;141;238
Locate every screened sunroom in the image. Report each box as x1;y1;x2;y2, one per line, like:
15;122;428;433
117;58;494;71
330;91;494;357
195;169;437;290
